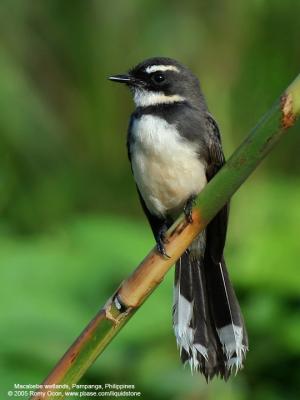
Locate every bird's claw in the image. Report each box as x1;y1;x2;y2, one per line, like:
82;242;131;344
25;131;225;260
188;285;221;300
184;195;196;223
156;225;171;259
156;240;171;259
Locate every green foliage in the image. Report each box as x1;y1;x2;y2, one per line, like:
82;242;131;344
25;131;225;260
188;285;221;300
0;1;299;399
0;0;300;232
1;181;300;399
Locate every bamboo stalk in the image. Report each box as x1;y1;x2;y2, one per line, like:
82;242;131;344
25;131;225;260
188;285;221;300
32;75;300;400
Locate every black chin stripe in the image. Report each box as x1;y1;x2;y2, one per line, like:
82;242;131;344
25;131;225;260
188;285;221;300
134;101;188;116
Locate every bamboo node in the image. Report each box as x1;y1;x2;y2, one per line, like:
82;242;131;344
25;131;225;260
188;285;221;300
281;92;296;129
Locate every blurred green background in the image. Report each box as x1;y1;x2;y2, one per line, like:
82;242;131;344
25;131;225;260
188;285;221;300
0;1;300;399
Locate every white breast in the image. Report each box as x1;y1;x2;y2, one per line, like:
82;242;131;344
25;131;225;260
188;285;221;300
130;115;207;217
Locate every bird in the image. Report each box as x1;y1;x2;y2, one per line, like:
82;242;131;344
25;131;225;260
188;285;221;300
109;57;248;380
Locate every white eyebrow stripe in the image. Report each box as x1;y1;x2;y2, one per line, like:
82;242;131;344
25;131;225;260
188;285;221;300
145;65;180;74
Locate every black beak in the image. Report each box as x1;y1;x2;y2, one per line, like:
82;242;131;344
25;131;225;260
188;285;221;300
108;74;132;84
108;74;145;87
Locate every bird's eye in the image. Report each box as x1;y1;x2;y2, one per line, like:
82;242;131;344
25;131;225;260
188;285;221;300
152;72;165;84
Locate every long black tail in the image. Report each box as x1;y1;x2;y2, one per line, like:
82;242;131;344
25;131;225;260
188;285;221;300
172;231;248;380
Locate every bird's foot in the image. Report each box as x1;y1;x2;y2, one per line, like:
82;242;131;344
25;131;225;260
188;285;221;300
184;195;197;223
156;224;171;259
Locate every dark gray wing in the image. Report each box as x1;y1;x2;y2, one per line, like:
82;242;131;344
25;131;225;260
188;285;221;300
205;113;225;180
205;113;228;262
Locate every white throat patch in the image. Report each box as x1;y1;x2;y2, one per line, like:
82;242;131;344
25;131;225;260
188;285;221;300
145;64;180;74
133;89;185;107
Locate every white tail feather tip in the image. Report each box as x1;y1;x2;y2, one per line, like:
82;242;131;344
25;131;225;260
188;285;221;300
217;324;248;367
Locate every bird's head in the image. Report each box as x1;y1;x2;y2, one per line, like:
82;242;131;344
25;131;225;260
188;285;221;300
109;57;204;108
